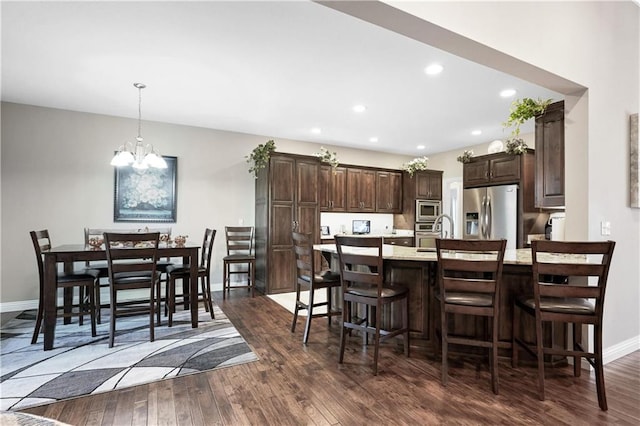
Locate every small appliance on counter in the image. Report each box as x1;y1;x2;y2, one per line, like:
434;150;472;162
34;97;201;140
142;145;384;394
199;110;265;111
352;219;371;235
547;212;566;241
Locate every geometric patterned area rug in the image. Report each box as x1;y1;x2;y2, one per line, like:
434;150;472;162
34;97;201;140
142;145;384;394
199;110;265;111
0;304;259;411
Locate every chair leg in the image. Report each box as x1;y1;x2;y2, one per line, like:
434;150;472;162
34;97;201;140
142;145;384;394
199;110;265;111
573;322;582;377
291;287;301;333
222;261;228;299
250;261;255;298
109;289;117;348
491;313;499;395
441;308;448;386
89;282;97;337
168;276;175;327
326;287;333;328
78;286;85;326
95;281;102;324
372;304;382;376
149;284;155;342
338;300;349;364
594;325;608;411
534;312;546;401
31;292;45;344
202;275;214;319
303;289;314;344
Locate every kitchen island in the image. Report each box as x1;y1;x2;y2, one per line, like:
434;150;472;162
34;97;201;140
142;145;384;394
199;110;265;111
314;243;578;362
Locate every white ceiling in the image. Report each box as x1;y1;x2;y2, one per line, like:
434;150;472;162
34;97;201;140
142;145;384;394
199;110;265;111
1;1;561;156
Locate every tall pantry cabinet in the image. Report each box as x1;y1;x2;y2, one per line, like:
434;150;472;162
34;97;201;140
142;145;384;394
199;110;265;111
255;153;319;294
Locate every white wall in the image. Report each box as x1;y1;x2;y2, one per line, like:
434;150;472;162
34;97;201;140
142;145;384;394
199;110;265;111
0;102;413;307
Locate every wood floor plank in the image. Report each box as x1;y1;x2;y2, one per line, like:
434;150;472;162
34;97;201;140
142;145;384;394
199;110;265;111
16;290;640;425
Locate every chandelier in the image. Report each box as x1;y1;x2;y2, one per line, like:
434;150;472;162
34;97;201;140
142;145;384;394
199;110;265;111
110;83;167;169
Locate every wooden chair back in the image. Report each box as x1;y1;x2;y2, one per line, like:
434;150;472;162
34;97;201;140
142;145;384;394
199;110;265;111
201;228;217;272
103;232;161;281
531;240;615;323
30;229;52;290
292;231;317;284
436;238;507;316
225;226;254;256
334;235;384;299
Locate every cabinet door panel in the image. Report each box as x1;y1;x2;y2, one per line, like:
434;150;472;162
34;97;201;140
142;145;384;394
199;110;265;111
463;160;490;188
271;157;295;203
319;166;330;210
360;169;376;211
270;248;295;293
271;204;294;246
535;100;565;207
376;171;392;212
331;167;347;211
490;156;520;183
296;160;318;204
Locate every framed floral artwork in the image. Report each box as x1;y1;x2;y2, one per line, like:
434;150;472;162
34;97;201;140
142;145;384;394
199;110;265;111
113;156;177;222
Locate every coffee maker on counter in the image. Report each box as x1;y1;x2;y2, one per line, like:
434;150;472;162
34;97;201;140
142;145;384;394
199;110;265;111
545;212;566;240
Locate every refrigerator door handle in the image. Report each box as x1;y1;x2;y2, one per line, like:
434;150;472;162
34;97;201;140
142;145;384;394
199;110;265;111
486;195;492;238
480;196;487;239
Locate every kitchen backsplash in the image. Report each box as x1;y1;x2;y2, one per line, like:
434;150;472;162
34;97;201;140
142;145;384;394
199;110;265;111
321;212;394;236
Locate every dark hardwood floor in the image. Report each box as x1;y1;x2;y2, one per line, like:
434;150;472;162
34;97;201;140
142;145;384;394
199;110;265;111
21;290;640;425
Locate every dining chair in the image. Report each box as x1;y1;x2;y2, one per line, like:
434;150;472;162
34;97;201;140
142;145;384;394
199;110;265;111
85;227;172;323
334;235;409;375
165;228;216;326
30;229;99;344
291;231;341;344
435;238;507;394
222;226;256;299
103;231;162;348
512;239;615;411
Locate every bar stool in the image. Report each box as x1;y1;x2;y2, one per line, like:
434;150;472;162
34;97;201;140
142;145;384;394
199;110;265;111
222;226;256;299
512;240;615;410
291;231;342;344
435;238;506;394
335;235;409;375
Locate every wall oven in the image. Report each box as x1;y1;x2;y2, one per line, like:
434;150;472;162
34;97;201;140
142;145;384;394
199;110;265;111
414;221;441;250
416;200;441;222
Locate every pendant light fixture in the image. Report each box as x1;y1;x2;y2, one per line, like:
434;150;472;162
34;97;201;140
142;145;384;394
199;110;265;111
111;83;167;169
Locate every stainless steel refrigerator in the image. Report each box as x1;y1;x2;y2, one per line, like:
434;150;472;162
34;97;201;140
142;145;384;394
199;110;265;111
463;184;518;249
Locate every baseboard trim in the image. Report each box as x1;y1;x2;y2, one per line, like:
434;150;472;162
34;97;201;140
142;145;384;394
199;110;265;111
603;335;640;364
0;299;38;313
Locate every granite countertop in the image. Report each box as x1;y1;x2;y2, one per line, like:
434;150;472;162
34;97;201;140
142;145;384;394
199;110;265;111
313;243;589;266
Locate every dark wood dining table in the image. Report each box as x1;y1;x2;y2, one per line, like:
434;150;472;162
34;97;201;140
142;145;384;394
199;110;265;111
42;243;200;350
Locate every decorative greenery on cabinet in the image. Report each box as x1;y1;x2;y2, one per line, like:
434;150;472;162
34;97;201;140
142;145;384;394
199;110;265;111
246;139;276;178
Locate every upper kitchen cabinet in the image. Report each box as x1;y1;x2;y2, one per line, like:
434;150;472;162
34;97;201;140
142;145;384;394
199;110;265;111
412;170;443;200
255;153;319;295
376;170;403;213
346;167;376;212
319;165;347;212
535;100;565;207
463;150;533;188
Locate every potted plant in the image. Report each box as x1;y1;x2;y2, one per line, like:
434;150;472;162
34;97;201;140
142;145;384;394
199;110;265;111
457;150;474;163
401;156;429;177
246;139;276;178
314;146;339;173
503;97;553;139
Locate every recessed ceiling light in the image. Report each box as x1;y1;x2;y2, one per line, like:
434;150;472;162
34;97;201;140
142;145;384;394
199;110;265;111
417;145;426;150
369;137;378;143
311;127;321;134
424;63;443;75
500;89;517;98
471;130;482;136
353;104;367;113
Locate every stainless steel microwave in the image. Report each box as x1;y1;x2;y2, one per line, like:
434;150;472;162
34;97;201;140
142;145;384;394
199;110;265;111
415;200;441;222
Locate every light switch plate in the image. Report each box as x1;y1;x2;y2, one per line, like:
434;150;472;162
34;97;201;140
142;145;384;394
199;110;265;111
600;221;611;236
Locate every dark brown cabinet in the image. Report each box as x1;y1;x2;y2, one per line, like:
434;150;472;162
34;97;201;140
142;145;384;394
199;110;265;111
346;167;376;212
535;100;565;207
376;170;402;213
255;154;319;295
415;170;442;200
319;165;347;212
463;151;529;188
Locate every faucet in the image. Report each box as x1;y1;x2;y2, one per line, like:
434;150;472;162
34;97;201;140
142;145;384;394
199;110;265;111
432;213;454;239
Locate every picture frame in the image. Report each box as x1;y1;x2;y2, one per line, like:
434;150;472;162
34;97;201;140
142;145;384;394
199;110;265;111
114;156;177;222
